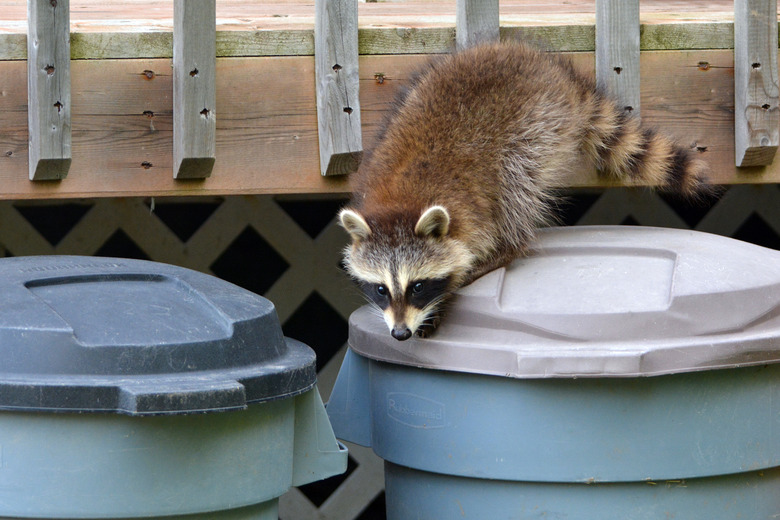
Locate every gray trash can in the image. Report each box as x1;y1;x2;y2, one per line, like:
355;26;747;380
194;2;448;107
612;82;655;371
328;226;780;520
0;256;347;519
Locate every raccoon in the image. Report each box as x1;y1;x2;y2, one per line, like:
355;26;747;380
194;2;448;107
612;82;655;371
339;41;710;341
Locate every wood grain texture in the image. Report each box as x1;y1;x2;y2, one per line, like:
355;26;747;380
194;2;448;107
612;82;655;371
456;0;500;49
0;51;778;199
596;0;641;117
734;0;779;167
27;0;72;180
315;0;362;176
0;1;758;59
173;0;216;179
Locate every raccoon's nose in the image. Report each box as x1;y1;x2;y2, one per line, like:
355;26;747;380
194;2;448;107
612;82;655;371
391;326;412;341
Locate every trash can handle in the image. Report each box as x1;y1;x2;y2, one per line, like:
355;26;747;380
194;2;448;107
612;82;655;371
324;348;373;448
292;385;349;487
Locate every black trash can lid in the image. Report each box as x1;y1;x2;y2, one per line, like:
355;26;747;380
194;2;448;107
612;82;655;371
0;256;316;415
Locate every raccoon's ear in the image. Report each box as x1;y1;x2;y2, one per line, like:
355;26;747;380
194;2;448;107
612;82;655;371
415;206;450;238
339;209;372;241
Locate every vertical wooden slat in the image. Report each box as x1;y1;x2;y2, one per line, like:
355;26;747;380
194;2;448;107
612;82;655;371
173;0;216;179
27;0;71;181
456;0;500;50
734;0;779;167
595;0;640;117
315;0;362;176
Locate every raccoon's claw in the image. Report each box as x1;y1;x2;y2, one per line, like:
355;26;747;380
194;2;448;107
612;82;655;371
414;326;434;338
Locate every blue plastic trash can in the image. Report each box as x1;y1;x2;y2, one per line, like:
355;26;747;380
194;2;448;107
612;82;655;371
0;256;347;519
328;226;780;520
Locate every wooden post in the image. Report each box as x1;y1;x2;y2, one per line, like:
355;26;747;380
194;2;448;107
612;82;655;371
27;0;71;181
595;0;640;117
173;0;216;179
456;0;500;50
734;0;779;167
315;0;362;176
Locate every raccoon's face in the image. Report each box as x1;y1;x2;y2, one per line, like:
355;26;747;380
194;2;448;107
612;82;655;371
340;205;475;340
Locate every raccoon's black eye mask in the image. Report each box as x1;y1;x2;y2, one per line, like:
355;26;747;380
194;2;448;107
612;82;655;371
361;282;390;309
360;277;451;310
405;277;450;309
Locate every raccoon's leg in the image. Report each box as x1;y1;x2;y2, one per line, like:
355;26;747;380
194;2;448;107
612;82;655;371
461;252;517;287
415;253;518;338
415;294;454;338
414;255;514;338
414;309;443;338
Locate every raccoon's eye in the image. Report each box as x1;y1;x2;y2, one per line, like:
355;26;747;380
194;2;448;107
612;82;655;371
376;284;389;297
412;282;424;294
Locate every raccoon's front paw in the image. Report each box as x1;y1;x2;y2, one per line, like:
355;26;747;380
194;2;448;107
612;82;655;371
415;312;442;338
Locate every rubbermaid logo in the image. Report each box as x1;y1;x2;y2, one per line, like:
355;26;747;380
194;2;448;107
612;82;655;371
387;393;446;429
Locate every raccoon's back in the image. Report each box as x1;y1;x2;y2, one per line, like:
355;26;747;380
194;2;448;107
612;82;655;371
352;44;584;227
358;42;590;188
356;41;708;195
351;41;709;250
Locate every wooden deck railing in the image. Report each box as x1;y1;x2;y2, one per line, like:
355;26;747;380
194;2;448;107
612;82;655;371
0;1;779;199
27;0;71;181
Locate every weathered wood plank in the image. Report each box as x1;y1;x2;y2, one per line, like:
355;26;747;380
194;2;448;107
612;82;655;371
0;51;778;199
456;0;499;49
0;1;754;60
0;0;745;26
734;0;779;167
639;21;734;52
596;0;641;117
173;0;216;179
315;0;362;176
0;23;768;61
27;0;71;180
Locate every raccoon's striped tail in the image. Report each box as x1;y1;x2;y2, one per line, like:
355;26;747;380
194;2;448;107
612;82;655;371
585;101;711;198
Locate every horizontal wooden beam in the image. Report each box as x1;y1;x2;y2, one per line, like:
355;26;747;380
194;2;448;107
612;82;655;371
0;51;777;199
0;18;762;61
